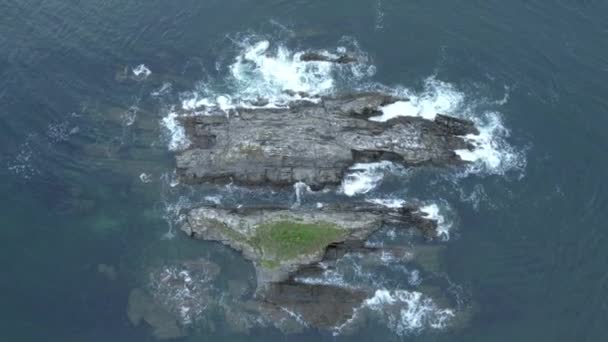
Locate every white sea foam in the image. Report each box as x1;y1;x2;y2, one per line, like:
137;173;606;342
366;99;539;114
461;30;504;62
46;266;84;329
341;161;395;196
230;40;334;101
161;195;192;239
161;111;190;151
370;77;464;122
367;77;524;177
363;289;455;335
293;181;312;207
181;90;215;111
419;203;452;241
148;264;216;326
174;39;371;114
139;173;152;183
455;111;524;176
162;37;523;180
279;307;309;328
47;121;78;142
132;64;152;79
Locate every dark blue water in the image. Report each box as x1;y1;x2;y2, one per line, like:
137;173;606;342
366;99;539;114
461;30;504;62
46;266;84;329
2;1;608;341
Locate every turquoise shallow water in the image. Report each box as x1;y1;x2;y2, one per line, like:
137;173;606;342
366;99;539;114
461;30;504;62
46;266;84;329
2;1;608;341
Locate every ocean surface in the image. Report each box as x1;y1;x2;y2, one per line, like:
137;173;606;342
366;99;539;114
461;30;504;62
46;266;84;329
2;1;608;341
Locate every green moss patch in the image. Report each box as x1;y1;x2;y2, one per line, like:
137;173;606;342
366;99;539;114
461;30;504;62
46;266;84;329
251;220;345;261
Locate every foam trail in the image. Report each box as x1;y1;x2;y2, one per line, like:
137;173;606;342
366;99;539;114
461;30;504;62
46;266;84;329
132;64;152;79
292;181;312;207
341;161;395;196
455;111;524;176
161;112;190;151
419;203;452;241
176;39;370;113
370;77;464;122
367;77;524;176
363;289;455;335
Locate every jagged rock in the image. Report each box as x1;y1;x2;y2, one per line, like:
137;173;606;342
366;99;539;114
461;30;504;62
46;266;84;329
175;93;478;189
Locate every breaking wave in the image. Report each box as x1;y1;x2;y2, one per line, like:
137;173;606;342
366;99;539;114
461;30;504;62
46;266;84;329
361;289;455;334
419;202;453;241
341;161;398;197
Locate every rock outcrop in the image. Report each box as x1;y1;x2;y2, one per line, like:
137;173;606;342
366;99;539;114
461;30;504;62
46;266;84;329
180;202;437;330
175;93;478;189
181;202;435;289
171;91;477;333
298;52;359;64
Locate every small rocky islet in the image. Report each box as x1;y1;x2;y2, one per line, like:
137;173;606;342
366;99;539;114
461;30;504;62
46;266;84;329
130;58;481;338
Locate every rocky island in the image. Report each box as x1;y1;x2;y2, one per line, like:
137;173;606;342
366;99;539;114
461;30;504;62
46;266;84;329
155;90;481;334
175;92;478;189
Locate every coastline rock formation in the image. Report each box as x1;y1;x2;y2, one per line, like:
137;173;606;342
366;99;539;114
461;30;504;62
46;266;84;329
180;202;439;329
175;92;478;189
181;202;436;289
168;90;479;334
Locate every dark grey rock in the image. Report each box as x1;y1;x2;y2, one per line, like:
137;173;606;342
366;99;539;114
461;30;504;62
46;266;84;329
299;52;359;64
175;93;478;188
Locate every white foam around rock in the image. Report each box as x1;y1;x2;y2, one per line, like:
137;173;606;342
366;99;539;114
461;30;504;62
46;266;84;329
132;64;152;79
161;112;190;151
363;289;455;335
341;161;395;196
370;77;464;122
419;203;452;241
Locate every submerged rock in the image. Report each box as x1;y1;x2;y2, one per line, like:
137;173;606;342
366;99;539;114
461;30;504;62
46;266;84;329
299;52;359;64
147;259;221;326
97;264;117;281
260;283;369;329
175;92;478;189
127;288;186;340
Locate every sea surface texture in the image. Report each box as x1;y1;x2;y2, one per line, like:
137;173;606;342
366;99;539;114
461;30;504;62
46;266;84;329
1;1;608;341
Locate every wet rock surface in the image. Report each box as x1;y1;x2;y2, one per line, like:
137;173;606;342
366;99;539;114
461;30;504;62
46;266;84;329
175;92;478;189
298;52;359;64
167;91;477;334
177;202;440;332
182;202;436;288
